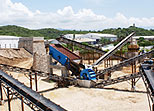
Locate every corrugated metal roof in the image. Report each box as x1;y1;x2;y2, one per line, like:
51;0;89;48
50;44;81;60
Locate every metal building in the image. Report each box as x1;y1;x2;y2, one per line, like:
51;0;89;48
64;33;117;45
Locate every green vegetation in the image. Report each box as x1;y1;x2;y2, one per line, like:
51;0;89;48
116;44;129;54
0;25;91;39
100;38;111;44
0;25;154;46
138;37;154;46
101;26;154;40
0;25;62;39
0;25;41;37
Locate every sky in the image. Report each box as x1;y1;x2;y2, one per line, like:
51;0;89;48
0;0;154;30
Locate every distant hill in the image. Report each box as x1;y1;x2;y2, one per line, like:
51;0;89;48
0;25;62;39
0;25;154;39
100;26;154;40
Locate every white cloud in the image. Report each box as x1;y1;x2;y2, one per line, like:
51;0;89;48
0;0;154;30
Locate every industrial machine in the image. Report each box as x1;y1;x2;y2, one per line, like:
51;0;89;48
49;32;135;81
49;44;96;80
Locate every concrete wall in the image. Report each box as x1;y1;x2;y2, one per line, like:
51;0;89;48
33;38;49;73
19;37;49;73
18;37;33;54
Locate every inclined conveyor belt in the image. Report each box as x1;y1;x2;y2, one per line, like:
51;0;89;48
57;36;126;60
0;70;66;111
141;64;154;95
93;32;135;66
97;50;154;77
95;73;141;87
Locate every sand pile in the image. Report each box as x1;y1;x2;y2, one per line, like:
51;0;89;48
0;48;33;69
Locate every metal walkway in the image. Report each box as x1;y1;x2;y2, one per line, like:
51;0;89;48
96;50;154;77
95;73;141;87
0;70;66;111
57;36;126;60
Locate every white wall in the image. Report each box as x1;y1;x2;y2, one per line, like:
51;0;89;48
0;36;20;48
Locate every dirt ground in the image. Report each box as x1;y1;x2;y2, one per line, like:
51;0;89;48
0;60;150;111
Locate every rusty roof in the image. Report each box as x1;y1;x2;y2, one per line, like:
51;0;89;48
50;44;81;60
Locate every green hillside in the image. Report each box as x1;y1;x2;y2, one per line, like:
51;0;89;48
0;25;90;39
0;25;154;40
100;26;154;40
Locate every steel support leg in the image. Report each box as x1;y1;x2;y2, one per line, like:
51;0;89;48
131;63;135;91
93;51;95;63
131;78;136;91
131;62;137;91
107;59;109;67
0;80;3;100
21;96;24;111
7;87;11;111
88;52;90;64
50;56;53;75
29;74;32;89
0;80;4;105
133;62;136;90
35;73;38;92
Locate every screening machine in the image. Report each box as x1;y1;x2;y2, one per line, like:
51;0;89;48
49;44;96;80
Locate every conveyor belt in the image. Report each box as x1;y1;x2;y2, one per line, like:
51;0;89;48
57;36;126;60
0;64;66;81
0;70;66;111
140;64;154;110
93;32;135;66
140;64;154;96
97;50;154;77
0;63;76;88
95;73;141;87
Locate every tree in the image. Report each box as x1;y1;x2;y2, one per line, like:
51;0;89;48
100;38;110;44
138;37;144;42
